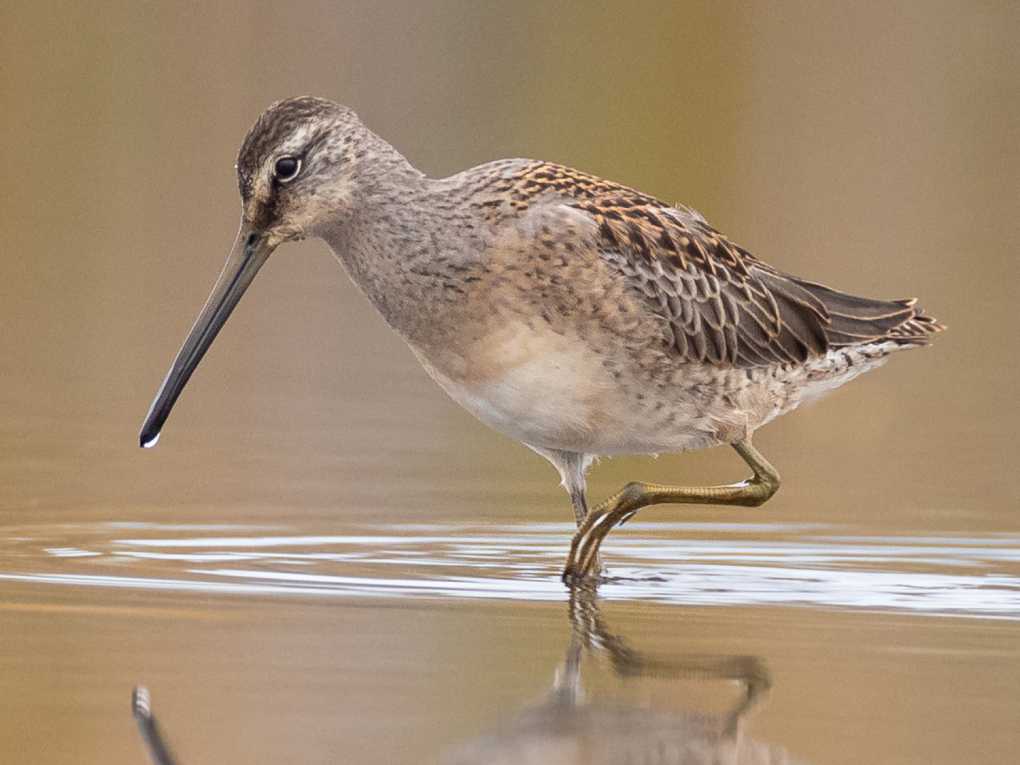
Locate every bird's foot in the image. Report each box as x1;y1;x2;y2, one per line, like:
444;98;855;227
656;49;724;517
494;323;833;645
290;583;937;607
561;554;604;585
562;492;636;582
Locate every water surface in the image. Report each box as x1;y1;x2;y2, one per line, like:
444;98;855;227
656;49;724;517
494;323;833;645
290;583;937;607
2;517;1019;764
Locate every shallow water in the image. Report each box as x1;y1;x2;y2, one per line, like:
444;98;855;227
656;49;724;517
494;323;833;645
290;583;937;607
4;521;1020;616
2;516;1019;764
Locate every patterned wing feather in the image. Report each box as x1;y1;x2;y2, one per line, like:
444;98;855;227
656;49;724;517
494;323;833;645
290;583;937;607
505;162;942;367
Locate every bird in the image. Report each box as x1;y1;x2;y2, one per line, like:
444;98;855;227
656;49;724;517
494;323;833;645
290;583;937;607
139;96;943;581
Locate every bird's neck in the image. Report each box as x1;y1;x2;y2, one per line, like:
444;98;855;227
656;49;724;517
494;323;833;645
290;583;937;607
319;149;450;341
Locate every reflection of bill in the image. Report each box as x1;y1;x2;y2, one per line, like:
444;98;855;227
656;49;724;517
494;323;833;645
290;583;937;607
444;585;804;765
132;686;177;765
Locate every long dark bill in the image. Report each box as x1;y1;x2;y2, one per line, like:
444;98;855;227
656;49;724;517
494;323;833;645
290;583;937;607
138;222;276;448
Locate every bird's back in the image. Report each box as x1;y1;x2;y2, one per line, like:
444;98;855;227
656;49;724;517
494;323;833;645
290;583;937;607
464;159;943;368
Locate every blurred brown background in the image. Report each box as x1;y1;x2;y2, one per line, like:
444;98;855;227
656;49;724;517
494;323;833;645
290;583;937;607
2;1;1015;529
1;4;1019;765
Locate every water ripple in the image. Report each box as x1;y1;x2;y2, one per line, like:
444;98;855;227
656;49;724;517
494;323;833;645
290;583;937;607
1;522;1018;619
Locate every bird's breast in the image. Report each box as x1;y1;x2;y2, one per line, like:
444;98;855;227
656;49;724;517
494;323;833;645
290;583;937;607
410;321;620;453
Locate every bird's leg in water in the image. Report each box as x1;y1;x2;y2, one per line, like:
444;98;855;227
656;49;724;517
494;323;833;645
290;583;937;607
563;439;780;581
567;482;603;575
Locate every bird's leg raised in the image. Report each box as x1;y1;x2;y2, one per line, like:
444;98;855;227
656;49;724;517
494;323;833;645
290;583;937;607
562;439;779;581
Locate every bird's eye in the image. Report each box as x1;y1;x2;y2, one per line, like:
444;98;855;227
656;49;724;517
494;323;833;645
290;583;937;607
274;156;301;183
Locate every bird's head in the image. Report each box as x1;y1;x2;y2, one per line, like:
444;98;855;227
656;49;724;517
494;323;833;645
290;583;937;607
138;96;372;448
235;96;370;243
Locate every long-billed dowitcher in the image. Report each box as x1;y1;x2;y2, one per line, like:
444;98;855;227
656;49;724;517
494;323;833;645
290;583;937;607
140;97;943;581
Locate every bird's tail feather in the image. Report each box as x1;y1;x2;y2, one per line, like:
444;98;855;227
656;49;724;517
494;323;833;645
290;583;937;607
790;277;945;348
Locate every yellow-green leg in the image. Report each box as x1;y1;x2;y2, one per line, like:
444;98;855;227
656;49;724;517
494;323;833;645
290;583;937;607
562;439;780;581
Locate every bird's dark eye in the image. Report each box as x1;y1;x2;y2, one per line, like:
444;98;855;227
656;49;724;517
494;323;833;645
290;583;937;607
274;156;301;182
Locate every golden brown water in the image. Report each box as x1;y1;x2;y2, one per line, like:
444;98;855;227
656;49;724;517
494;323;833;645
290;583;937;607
1;2;1018;763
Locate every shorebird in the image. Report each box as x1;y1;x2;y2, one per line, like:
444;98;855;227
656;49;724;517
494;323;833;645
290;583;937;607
139;97;943;581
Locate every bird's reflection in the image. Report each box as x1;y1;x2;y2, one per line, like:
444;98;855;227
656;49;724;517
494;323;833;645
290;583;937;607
130;586;801;764
444;584;802;765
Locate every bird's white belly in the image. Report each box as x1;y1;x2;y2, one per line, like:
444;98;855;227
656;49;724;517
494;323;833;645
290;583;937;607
435;355;602;451
411;324;713;455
